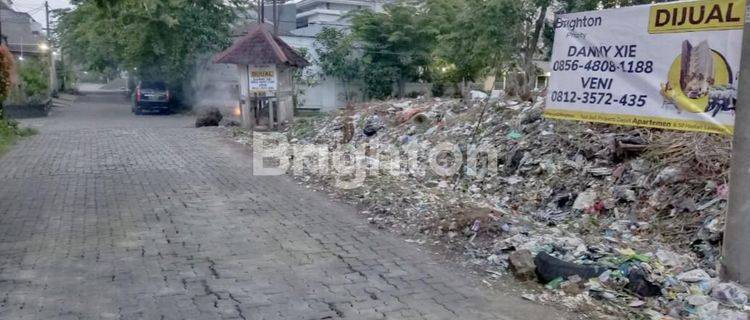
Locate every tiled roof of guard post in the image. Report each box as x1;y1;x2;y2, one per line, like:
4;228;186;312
213;23;309;67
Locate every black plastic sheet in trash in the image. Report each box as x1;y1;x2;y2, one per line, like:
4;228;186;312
534;252;607;283
626;268;662;297
196;107;223;127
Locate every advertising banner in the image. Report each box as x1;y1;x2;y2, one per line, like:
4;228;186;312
248;65;277;93
545;0;746;134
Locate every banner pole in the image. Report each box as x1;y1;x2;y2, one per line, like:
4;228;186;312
721;3;750;285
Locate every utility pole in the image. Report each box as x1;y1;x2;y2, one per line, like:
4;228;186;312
273;0;278;35
44;1;56;94
0;4;3;119
0;6;3;46
59;48;65;91
243;66;255;130
260;0;265;23
722;4;750;285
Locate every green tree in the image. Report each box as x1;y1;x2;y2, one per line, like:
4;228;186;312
17;59;49;103
291;47;317;108
556;0;671;12
55;4;120;75
350;2;437;99
425;0;479;92
439;0;550;98
57;0;243;101
0;45;15;118
314;27;360;102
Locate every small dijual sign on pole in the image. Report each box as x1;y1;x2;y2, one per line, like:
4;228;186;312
249;65;278;93
546;0;746;135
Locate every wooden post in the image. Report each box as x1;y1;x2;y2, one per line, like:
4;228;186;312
242;95;254;130
45;1;56;94
268;98;275;130
240;65;255;130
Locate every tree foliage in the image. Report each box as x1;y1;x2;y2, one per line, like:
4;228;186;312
0;45;14;118
556;0;672;13
57;0;242;98
0;46;15;101
17;59;49;103
349;3;437;99
311;0;557;99
424;0;475;85
435;0;551;98
314;27;360;101
309;0;677;100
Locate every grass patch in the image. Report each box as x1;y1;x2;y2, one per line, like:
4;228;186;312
288;113;329;139
0;118;37;155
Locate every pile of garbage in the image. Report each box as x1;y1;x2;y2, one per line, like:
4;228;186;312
195;107;223;127
235;94;746;319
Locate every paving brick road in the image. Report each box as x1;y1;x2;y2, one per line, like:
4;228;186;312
0;93;571;320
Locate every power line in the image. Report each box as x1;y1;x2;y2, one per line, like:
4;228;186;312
10;4;39;10
27;6;45;14
261;21;429;57
2;4;47;16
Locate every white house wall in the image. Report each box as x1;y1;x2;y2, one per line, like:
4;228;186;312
193;3;390;115
281;35;350;111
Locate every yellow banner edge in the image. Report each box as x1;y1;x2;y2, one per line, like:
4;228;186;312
648;24;745;34
543;108;734;135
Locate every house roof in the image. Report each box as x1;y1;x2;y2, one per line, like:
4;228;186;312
296;0;383;10
213;23;309;68
1;8;45;54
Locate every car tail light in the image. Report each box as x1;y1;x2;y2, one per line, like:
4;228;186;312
136;87;141;102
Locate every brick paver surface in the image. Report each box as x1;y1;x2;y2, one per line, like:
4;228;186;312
0;93;570;320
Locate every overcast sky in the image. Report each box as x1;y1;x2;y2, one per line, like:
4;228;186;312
11;0;307;29
10;0;72;28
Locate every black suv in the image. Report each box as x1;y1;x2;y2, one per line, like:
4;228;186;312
132;81;171;114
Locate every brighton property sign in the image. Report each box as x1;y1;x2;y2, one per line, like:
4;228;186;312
545;0;746;134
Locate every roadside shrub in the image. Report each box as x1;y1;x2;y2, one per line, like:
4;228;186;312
0;44;16;119
363;65;396;100
0;119;16;153
0;118;36;154
17;58;49;103
0;45;14;101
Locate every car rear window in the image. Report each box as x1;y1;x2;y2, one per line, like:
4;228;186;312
141;81;166;90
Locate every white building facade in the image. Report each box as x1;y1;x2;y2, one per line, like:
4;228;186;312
198;0;387;116
295;0;385;28
286;0;385;111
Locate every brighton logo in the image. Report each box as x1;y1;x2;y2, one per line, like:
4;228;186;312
251;133;501;190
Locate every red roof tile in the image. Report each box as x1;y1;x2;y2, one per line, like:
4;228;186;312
213;23;309;67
